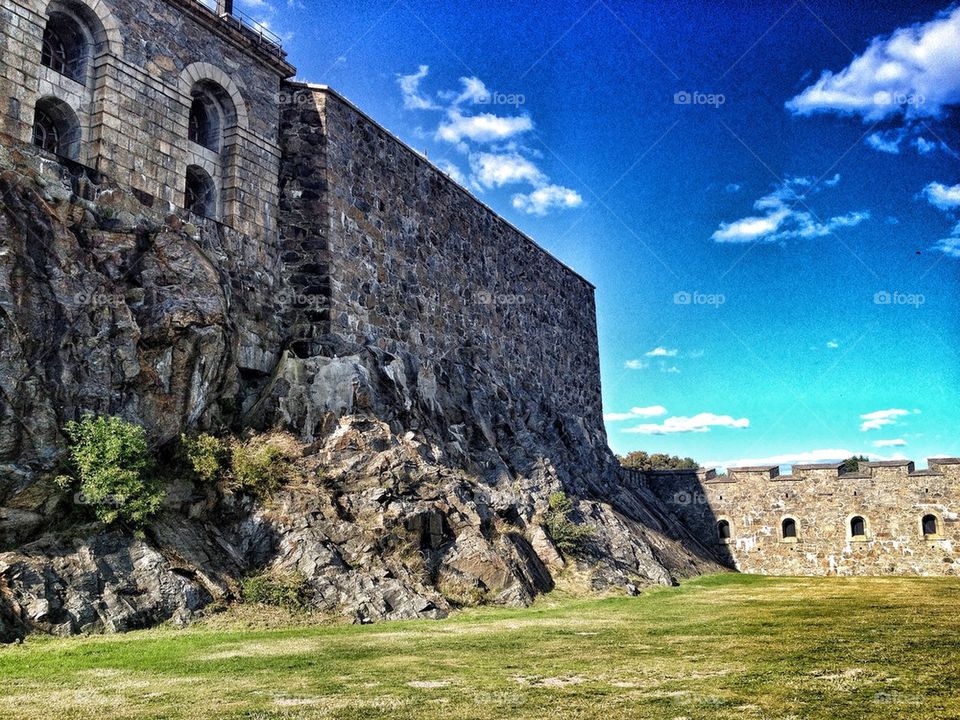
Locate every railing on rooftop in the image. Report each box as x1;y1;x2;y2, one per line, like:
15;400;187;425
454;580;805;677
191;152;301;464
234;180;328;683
191;0;286;55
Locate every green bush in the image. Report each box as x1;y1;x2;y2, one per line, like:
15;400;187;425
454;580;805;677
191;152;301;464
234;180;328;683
60;415;164;527
619;451;699;471
544;492;595;557
181;433;230;484
230;436;292;495
241;571;310;612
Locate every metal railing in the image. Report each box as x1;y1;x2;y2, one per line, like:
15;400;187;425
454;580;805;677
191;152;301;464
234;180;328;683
190;0;286;55
221;6;285;55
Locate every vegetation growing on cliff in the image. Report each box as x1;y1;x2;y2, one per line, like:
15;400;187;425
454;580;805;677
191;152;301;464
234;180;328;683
181;431;298;495
543;492;595;555
618;451;699;471
57;415;164;527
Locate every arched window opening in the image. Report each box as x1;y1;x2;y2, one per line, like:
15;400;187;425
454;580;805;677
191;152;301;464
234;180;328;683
717;520;731;541
187;81;236;153
32;98;81;159
922;514;939;537
41;11;88;83
185;165;217;219
782;518;798;539
850;516;866;538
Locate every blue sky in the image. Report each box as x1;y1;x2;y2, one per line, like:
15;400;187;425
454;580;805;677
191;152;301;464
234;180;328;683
247;0;960;469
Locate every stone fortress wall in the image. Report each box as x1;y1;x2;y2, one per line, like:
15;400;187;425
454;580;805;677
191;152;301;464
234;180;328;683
277;84;605;437
638;459;960;576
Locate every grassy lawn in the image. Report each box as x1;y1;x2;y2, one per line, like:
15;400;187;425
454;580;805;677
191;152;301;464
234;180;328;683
1;574;958;719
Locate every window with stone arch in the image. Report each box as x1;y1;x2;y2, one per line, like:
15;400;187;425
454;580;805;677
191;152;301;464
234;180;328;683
184;165;218;219
41;2;103;84
781;517;798;540
32;97;81;159
922;514;940;537
717;519;731;542
850;515;867;539
188;80;237;153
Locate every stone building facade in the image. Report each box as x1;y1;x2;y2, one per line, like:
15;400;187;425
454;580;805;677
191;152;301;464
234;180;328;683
641;459;960;576
1;0;293;238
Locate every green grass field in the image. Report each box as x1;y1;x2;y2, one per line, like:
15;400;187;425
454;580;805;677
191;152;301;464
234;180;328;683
1;574;958;719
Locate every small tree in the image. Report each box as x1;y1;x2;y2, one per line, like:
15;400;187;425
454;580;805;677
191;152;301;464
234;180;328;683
181;432;230;484
543;492;595;556
840;455;869;475
60;415;164;527
619;451;699;471
231;435;293;495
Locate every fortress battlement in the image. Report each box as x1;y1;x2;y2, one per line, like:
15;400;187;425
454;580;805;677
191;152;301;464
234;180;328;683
638;457;960;577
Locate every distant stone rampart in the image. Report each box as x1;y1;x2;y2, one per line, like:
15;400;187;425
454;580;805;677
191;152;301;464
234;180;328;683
639;459;960;576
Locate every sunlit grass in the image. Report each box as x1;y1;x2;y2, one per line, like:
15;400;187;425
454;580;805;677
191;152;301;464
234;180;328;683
1;574;957;719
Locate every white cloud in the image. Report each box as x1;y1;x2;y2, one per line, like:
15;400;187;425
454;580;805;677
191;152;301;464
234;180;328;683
623;412;750;435
645;347;678;358
922;182;960;210
826;340;839;348
786;6;960;122
712;176;869;244
624;359;648;370
511;184;583;216
914;136;937;154
436;110;533;144
703;448;855;470
604;405;668;422
663;366;681;374
470;152;544;188
725;183;742;193
397;68;578;216
935;237;960;257
453;77;490;105
873;438;907;448
866;130;905;154
860;408;911;431
397;65;438;110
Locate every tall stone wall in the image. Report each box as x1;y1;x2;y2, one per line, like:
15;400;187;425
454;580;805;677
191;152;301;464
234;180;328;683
277;84;605;445
0;0;293;238
645;459;960;576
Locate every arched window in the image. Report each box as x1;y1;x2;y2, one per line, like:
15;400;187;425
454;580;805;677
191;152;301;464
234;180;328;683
850;516;866;538
717;520;731;541
184;165;217;218
922;514;939;537
32;97;81;159
782;518;798;539
41;11;88;83
187;81;236;153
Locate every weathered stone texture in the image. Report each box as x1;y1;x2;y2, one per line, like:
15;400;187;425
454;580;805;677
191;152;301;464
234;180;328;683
644;460;960;576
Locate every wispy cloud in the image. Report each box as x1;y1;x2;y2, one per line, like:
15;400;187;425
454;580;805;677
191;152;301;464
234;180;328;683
826;340;839;349
921;182;960;258
923;182;960;210
873;438;907;448
624;359;648;370
623;412;750;435
396;66;580;215
398;66;440;110
604;405;668;422
786;6;960;123
511;185;583;215
645;347;678;358
712;176;869;244
702;448;913;470
860;408;914;432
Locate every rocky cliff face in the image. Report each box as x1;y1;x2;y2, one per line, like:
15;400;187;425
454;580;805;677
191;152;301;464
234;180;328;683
0;137;723;643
